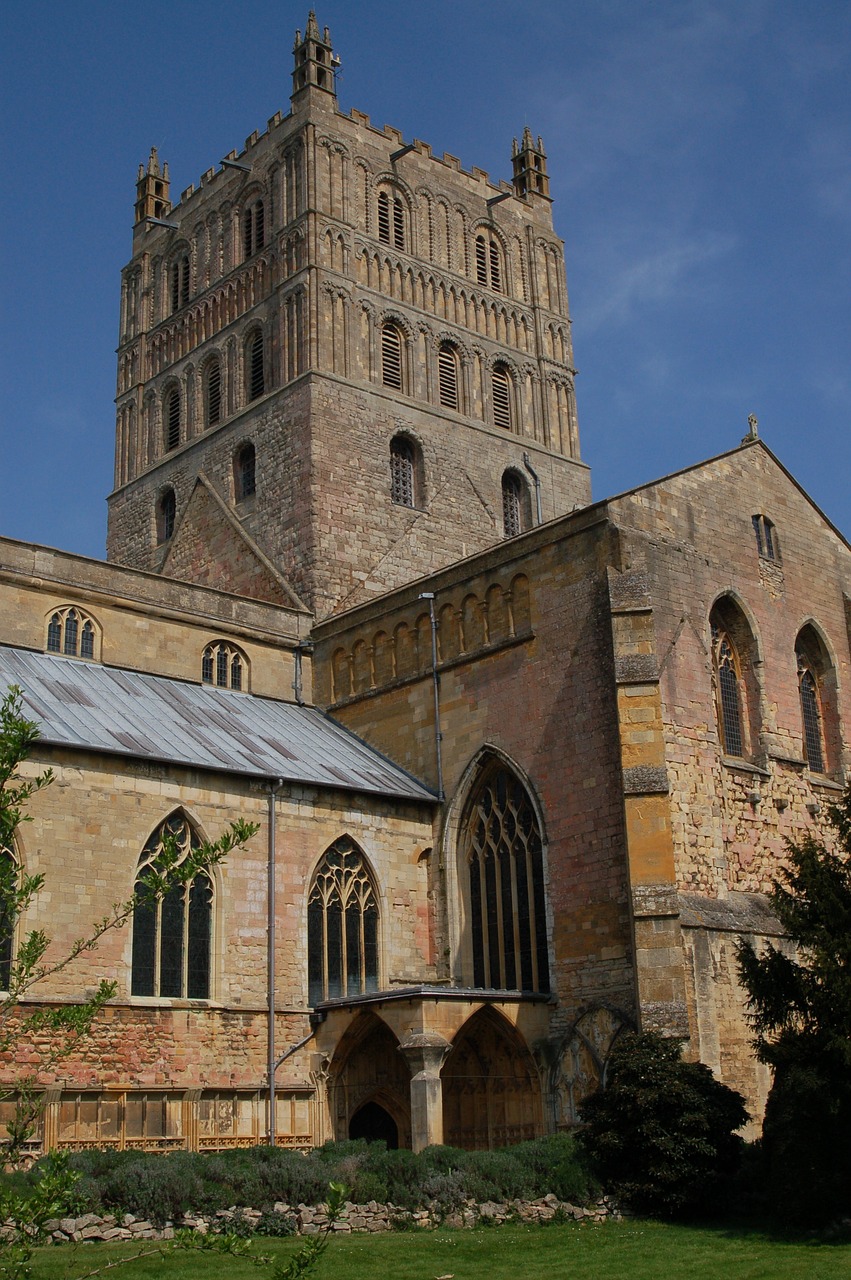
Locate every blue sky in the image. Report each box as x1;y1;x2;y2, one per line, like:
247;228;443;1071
1;0;849;558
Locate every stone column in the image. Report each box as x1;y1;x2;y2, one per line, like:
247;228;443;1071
398;1031;451;1153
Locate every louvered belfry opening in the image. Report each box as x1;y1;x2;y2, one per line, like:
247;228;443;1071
382;324;403;389
438;343;459;410
492;365;511;429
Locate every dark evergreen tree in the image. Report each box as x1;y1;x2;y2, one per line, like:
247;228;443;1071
737;787;851;1225
578;1031;748;1218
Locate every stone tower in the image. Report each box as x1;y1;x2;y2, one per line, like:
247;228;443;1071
107;12;590;617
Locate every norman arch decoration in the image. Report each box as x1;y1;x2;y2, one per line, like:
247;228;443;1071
131;812;213;1000
307;838;379;1006
458;758;550;993
442;1008;543;1150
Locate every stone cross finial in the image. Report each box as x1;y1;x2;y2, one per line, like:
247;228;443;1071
741;413;759;445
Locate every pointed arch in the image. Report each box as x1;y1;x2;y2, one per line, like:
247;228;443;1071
131;811;213;999
307;836;380;1005
452;751;550;993
709;594;761;760
795;622;838;775
442;1007;543;1149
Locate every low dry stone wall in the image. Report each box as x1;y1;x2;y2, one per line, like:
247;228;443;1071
41;1195;620;1243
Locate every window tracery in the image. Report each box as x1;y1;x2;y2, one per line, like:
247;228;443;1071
307;837;379;1005
201;641;246;691
133;814;213;1003
711;623;744;757
461;761;549;993
46;606;97;660
131;813;212;1000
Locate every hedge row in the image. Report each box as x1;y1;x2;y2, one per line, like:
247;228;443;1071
18;1135;595;1226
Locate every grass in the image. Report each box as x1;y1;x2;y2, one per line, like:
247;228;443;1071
25;1220;851;1280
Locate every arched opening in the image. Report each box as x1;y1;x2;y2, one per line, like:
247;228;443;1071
349;1101;399;1148
326;1012;411;1147
442;1007;542;1149
709;596;760;761
458;756;550;993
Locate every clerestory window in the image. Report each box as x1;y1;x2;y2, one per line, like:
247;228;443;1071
46;606;97;659
131;813;213;1000
307;837;379;1005
202;640;246;691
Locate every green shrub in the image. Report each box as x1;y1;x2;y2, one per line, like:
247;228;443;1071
99;1152;205;1225
254;1208;297;1237
578;1031;748;1218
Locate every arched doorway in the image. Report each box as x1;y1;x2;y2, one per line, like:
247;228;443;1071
443;1007;543;1149
349;1101;399;1148
327;1011;411;1148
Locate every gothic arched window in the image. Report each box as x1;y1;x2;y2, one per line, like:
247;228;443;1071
45;606;97;659
709;597;760;760
131;813;213;999
202;640;247;691
461;761;549;993
438;342;459;410
711;623;744;757
307;837;379;1005
795;626;834;774
381;323;404;390
0;848;17;991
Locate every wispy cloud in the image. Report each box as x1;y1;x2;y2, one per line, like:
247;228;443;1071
578;231;737;332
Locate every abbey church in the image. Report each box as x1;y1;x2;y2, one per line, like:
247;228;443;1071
1;13;849;1155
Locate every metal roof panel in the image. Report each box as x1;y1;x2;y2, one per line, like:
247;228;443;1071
0;647;435;803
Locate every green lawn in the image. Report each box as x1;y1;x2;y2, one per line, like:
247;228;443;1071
26;1221;851;1280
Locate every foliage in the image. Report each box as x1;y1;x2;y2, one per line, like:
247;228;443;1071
14;1134;599;1223
0;686;258;1278
578;1031;748;1218
736;789;851;1225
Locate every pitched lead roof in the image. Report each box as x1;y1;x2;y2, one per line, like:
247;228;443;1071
0;647;434;803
